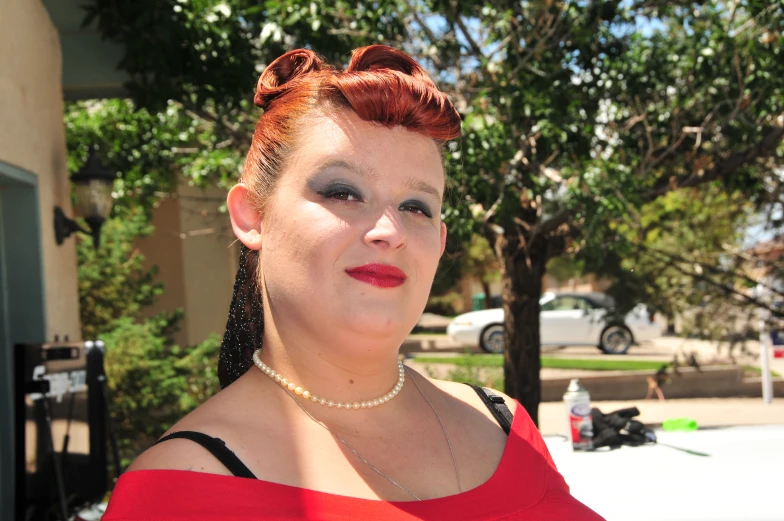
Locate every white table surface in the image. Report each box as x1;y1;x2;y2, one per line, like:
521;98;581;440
545;425;784;521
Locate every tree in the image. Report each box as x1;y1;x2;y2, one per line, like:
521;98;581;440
567;182;758;342
396;1;784;423
80;0;784;424
80;0;408;188
596;184;753;320
65;99;194;338
64;98;241;210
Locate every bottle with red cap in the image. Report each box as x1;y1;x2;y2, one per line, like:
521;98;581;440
564;378;594;451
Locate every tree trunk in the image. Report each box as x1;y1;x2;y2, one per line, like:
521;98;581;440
481;280;492;309
495;233;548;426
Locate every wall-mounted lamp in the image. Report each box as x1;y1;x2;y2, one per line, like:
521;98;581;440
54;148;117;249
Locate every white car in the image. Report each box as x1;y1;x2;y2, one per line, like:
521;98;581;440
446;292;667;354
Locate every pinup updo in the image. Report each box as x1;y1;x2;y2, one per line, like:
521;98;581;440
219;45;462;388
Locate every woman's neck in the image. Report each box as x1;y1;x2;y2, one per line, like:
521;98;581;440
256;322;405;407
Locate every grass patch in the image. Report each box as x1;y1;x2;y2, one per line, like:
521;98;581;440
413;354;670;372
542;358;670;371
743;365;782;378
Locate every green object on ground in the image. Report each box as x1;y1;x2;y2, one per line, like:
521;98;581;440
662;417;699;432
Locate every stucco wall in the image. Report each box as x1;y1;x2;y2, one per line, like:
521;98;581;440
178;184;236;346
136;196;188;347
0;0;81;341
138;186;236;347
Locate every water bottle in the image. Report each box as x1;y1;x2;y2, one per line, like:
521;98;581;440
564;378;593;450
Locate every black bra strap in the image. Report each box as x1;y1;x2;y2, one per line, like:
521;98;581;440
465;384;514;435
154;431;257;479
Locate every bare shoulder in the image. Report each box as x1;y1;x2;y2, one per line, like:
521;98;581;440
125;379;254;476
125;434;235;476
413;372;518;419
125;403;232;475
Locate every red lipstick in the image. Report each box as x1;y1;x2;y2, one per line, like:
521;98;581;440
346;263;406;288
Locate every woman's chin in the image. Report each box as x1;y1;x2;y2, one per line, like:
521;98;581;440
340;313;415;340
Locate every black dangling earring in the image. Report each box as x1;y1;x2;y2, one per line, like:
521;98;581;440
218;245;264;389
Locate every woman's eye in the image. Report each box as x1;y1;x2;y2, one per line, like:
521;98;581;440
318;187;362;202
400;202;433;218
329;190;357;201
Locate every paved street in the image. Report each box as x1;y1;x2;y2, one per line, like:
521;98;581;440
547;425;784;521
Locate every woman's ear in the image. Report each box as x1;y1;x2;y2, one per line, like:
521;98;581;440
227;184;263;251
439;222;447;257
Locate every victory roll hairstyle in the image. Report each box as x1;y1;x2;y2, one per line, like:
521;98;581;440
219;45;462;388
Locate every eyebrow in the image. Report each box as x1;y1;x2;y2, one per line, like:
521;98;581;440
404;177;442;200
314;159;442;200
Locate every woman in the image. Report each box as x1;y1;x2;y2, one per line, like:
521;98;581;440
103;45;604;520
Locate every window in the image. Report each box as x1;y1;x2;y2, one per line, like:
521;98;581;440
542;296;594;312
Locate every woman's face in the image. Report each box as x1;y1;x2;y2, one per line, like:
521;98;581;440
256;109;447;349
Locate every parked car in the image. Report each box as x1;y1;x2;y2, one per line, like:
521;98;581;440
446;292;666;355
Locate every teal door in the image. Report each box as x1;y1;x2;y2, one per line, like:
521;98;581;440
0;162;46;521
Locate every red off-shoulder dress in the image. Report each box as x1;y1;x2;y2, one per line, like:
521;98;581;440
103;400;604;521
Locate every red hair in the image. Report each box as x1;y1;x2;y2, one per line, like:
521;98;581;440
242;45;462;210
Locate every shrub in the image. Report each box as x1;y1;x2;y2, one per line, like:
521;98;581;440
426;291;464;316
102;318;221;466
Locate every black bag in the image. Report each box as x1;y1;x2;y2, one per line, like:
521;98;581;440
591;407;657;449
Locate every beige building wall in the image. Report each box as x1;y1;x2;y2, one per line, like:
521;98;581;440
135;197;188;346
177;184;237;346
0;0;81;340
138;185;237;347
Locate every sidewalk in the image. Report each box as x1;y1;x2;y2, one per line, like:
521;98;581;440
539;397;784;435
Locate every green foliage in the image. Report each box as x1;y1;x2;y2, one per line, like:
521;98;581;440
177;332;223;409
546;256;586;284
76;0;784;421
444;363;503;390
430;230;465;296
581;183;759;344
64;99;243;209
77;208;169;339
463;234;500;287
426;291;464;316
82;0;407;112
401;1;784;417
421;352;504;389
103;318;221;465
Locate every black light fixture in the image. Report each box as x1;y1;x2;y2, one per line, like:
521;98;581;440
54;148;117;249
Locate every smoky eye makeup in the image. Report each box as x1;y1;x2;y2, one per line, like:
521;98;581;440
312;180;363;201
308;174;437;218
400;200;434;218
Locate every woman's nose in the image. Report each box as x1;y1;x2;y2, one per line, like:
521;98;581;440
364;208;406;250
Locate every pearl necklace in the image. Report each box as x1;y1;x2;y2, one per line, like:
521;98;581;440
252;349;405;410
278;364;462;500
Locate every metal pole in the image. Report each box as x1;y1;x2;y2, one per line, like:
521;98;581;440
759;318;774;404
